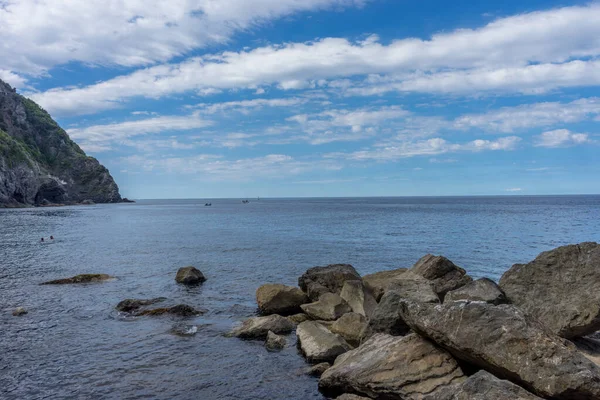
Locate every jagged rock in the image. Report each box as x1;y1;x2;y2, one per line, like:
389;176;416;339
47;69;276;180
116;297;166;313
135;304;203;317
296;321;352;363
363;267;408;301
370;280;439;336
499;242;600;338
572;336;600;366
319;333;465;400
175;266;206;285
335;395;371;400
41;274;113;285
398;300;600;400
122;198;135;203
340;280;377;318
231;315;295;339
330;313;371;347
426;370;542;400
12;307;27;316
287;313;311;324
445;278;507;305
80;199;95;205
410;254;472;299
308;362;331;377
299;264;361;301
0;79;122;207
265;330;287;351
256;284;308;316
301;293;352;321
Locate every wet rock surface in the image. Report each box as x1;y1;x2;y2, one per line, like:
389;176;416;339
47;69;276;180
256;284;308;316
296;321;352;363
116;297;166;313
298;264;361;301
265;330;287;351
175;266;206;285
231;315;295;339
41;274;113;285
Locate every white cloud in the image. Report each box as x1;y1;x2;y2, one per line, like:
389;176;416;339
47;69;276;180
534;129;591;148
192;97;308;114
0;0;366;78
505;188;523;192
27;4;600;116
0;69;27;88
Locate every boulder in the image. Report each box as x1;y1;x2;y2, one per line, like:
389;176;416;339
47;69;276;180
175;266;206;285
135;304;204;317
363;267;408;301
299;264;361;301
265;330;287;351
231;315;295;339
426;370;542;400
40;274;113;285
336;395;371;400
296;321;352;363
308;362;331;377
12;307;27;316
287;313;311;324
319;333;465;400
340;280;377;319
445;278;507;305
398;300;600;400
369;281;438;336
410;255;472;299
256;284;308;315
330;312;371;347
301;293;352;321
116;297;166;313
499;242;600;338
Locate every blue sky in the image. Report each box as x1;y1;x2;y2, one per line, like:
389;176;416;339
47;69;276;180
2;0;599;198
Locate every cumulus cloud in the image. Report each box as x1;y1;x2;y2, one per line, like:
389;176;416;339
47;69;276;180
26;4;600;116
534;129;591;147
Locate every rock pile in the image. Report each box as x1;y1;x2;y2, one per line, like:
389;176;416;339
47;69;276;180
233;243;600;399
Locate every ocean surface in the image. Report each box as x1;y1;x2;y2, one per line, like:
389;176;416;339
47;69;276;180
1;196;599;400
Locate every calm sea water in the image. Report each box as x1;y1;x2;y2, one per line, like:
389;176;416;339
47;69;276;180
1;196;599;399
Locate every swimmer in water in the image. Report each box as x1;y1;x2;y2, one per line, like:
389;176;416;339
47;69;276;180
41;238;44;242
50;236;54;240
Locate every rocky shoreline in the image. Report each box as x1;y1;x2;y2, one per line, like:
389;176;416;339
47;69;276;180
231;242;600;399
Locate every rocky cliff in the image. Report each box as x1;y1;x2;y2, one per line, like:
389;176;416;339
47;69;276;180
0;79;122;206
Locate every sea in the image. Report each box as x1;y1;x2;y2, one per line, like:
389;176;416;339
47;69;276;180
1;196;599;400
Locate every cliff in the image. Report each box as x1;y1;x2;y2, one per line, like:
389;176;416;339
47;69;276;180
0;79;122;207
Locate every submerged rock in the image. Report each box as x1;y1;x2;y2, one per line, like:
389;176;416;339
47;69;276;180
500;242;600;338
231;315;295;339
296;321;352;363
265;330;287;351
445;278;507;305
319;333;465;400
398;300;600;400
175;266;206;285
339;280;377;319
308;362;331;377
298;264;361;301
116;297;166;313
12;307;27;316
301;293;352;321
330;312;371;347
426;370;542;400
410;254;472;299
41;274;113;285
362;267;408;301
256;284;308;316
135;304;203;317
170;323;199;336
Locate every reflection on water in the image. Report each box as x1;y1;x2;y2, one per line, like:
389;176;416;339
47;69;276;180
1;196;599;399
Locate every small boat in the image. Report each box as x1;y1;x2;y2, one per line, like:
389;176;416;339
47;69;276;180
204;203;212;206
242;200;250;204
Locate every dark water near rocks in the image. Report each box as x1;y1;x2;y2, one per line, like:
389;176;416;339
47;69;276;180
1;196;599;400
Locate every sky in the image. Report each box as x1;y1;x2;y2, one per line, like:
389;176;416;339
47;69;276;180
2;0;599;199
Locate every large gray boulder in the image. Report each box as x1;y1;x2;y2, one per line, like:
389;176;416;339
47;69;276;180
499;242;600;338
370;281;439;336
299;264;361;301
296;321;352;363
410;254;472;299
319;333;465;400
175;266;206;285
230;315;295;339
340;280;377;318
398;300;600;400
362;267;408;301
330;312;371;347
301;293;352;321
426;370;542;400
445;278;507;305
256;283;308;316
